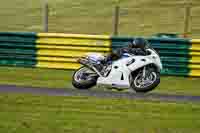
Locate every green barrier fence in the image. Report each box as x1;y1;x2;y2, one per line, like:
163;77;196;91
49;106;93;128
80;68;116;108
0;32;38;67
0;32;112;69
111;36;191;76
148;38;191;76
0;32;199;77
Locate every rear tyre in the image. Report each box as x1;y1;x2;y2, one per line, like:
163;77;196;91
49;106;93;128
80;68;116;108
130;67;160;93
72;67;98;90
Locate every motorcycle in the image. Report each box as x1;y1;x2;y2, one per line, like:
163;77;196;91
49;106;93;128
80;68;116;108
72;46;162;93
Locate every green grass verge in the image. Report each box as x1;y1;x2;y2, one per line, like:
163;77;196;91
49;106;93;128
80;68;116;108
0;66;74;89
1;0;200;37
0;66;200;95
0;94;200;133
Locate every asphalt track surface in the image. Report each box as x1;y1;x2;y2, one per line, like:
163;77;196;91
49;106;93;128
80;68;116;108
0;85;200;103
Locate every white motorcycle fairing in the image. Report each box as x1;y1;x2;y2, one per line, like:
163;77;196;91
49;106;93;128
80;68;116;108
97;49;162;89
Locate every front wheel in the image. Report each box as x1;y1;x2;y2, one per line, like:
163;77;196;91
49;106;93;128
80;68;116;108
130;67;160;93
72;67;98;90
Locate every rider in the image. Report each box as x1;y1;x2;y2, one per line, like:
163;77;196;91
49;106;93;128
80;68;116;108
104;37;149;63
96;37;149;75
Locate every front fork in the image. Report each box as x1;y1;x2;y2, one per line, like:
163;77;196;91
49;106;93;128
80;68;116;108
142;66;146;78
91;66;104;77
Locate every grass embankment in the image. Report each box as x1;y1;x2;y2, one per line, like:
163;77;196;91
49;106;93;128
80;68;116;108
1;0;200;37
0;66;200;95
0;94;200;133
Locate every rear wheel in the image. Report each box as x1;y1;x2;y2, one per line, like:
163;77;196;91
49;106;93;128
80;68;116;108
130;67;160;93
72;67;98;89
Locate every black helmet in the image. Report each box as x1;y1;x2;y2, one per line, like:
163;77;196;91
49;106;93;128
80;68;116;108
129;37;148;49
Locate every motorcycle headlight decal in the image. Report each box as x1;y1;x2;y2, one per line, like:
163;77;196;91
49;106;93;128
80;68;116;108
126;59;135;66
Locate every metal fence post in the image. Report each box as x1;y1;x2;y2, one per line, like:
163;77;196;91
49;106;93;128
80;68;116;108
43;0;49;32
183;5;191;38
113;5;120;36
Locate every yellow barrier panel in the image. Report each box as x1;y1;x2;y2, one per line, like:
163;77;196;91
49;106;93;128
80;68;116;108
190;51;200;56
37;33;110;39
37;62;81;69
189;56;200;64
188;64;200;69
190;39;200;51
36;33;111;69
36;45;111;52
37;49;108;58
190;45;200;51
191;39;200;43
37;33;111;47
37;57;77;62
190;69;200;77
36;38;110;47
189;39;200;76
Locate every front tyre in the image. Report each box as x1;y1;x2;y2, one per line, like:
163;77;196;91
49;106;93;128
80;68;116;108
130;67;160;93
72;67;98;90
